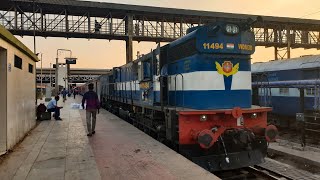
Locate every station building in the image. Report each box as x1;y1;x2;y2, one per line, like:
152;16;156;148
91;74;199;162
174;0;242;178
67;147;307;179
0;25;39;155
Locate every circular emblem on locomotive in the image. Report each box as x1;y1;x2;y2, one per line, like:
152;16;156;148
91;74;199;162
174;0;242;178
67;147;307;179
222;61;233;73
215;61;239;77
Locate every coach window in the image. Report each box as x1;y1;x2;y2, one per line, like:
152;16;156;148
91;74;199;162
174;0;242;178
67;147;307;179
14;55;22;69
279;88;289;95
306;88;318;96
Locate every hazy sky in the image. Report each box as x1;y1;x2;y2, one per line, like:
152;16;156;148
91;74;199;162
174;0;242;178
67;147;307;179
16;0;320;69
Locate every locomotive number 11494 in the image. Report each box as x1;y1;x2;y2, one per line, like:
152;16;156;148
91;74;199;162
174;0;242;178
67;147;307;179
203;43;224;50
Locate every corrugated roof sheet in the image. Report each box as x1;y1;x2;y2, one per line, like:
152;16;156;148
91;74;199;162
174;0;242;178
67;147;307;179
252;55;320;73
0;24;39;62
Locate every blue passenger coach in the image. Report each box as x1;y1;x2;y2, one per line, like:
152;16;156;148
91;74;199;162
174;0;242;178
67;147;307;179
252;55;320;117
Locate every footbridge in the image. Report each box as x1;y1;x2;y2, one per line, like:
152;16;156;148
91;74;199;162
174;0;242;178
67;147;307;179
1;0;320;61
36;68;110;83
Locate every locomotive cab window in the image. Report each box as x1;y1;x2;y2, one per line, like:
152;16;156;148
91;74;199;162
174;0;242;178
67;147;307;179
14;55;22;69
139;60;151;81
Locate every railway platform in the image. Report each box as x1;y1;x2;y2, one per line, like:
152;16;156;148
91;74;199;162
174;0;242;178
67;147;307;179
0;97;218;180
268;139;320;168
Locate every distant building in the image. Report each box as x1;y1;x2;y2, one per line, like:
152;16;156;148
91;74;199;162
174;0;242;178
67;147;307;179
0;24;39;155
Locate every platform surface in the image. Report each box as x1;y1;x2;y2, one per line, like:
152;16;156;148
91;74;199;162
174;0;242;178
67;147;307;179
268;140;320;167
0;97;219;180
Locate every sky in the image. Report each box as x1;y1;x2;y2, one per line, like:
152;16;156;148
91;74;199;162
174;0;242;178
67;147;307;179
15;0;320;69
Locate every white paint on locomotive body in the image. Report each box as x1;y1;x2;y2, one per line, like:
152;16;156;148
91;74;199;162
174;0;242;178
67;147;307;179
231;71;251;90
168;71;225;91
153;75;161;91
166;71;251;91
115;81;141;92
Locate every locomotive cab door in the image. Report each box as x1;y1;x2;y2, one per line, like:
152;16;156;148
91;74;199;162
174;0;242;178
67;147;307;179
0;47;7;155
153;44;161;104
160;44;169;108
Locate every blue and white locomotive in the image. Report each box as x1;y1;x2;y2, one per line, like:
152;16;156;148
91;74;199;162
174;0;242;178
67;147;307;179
100;20;276;171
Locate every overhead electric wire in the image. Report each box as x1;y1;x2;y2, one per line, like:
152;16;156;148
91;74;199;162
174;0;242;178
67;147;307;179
299;9;320;18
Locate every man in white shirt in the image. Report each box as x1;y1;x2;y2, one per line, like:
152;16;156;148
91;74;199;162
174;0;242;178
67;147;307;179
47;96;63;120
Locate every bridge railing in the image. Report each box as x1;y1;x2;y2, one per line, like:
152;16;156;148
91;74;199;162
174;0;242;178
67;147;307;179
2;0;320;60
36;74;100;83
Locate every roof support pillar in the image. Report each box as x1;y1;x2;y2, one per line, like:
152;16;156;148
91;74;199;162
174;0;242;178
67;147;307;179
264;28;268;42
14;6;17;30
180;20;183;37
65;10;68;35
109;14;113;35
161;18;164;37
87;12;91;38
287;28;291;59
125;14;133;63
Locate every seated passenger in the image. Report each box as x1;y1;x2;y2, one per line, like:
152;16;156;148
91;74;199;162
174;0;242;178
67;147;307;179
36;103;47;120
47;96;63;120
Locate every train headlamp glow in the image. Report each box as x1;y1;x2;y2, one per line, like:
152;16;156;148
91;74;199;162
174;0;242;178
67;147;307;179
225;24;239;34
200;115;208;122
251;113;258;119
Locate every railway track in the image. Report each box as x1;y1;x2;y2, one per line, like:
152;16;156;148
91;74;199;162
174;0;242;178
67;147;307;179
216;157;320;180
245;166;292;180
215;166;291;180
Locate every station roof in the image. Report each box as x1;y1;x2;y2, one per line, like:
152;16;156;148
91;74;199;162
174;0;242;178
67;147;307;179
0;25;39;62
4;0;320;27
252;55;320;72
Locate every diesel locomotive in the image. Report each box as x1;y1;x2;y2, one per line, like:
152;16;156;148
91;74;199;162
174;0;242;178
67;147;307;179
98;19;277;171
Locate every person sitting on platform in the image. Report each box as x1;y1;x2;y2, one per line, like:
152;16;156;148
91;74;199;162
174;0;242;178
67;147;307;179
47;96;63;120
36;103;47;120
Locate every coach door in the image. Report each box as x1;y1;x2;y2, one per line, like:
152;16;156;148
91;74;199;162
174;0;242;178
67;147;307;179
0;47;7;155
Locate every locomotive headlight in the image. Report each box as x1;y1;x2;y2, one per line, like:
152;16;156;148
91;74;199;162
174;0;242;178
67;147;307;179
251;113;258;119
225;24;239;34
200;115;208;122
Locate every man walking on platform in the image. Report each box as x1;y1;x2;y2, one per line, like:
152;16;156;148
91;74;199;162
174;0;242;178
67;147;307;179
82;83;100;136
62;88;68;102
73;88;77;99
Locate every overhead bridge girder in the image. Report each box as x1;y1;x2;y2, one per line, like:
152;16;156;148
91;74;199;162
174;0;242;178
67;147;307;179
2;0;320;61
36;74;100;83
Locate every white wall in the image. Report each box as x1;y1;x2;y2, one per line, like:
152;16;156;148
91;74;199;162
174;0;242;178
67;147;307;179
0;38;36;150
0;47;7;155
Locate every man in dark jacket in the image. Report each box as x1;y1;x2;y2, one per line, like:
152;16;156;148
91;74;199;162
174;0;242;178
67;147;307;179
82;83;100;136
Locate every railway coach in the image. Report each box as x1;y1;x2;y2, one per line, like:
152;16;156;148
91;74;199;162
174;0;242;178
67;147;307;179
252;55;320;128
99;19;277;171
